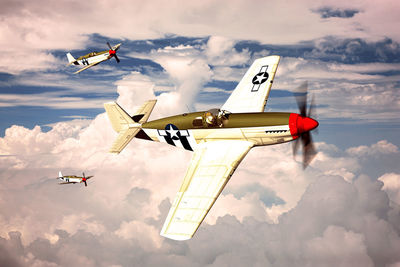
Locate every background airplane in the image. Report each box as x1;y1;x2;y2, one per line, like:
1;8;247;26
103;55;319;240
57;171;93;187
66;42;121;74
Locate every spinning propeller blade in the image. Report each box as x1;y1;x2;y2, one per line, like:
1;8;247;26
82;172;88;187
293;81;319;169
107;42;112;50
106;42;120;63
114;54;120;63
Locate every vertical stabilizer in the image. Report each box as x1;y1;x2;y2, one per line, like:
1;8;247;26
58;171;63;178
66;53;78;65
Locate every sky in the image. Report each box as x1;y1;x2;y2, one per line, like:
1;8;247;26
0;0;400;266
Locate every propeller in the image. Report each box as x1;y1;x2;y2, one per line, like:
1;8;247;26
292;81;319;169
82;172;87;187
107;42;121;63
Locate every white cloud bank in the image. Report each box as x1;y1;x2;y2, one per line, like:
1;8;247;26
1;67;400;266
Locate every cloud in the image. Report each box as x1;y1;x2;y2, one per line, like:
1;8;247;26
305;37;400;64
206;36;250;66
2;0;400;74
1;97;400;266
0;93;112;109
3;34;400;131
313;7;360;19
0;0;400;265
1;174;399;267
347;140;399;157
268;56;400;123
303;225;373;266
379;173;400;204
130;44;213;113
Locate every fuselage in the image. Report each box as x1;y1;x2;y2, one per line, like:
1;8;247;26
76;50;110;66
58;176;84;184
138;111;304;151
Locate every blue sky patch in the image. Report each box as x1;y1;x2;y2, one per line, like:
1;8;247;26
224;183;285;207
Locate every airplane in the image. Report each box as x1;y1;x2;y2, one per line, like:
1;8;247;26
66;42;121;74
103;55;319;240
57;171;93;186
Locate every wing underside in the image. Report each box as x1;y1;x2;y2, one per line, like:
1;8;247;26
221;55;280;113
160;140;254;240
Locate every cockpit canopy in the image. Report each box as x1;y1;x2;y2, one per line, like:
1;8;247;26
192;109;231;128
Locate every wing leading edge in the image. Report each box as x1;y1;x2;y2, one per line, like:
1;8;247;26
74;58;108;74
221;55;280;113
160;140;254;240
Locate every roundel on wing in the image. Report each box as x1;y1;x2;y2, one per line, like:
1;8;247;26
252;71;269;85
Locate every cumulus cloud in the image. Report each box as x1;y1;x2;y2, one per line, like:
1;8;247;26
129;44;213;113
379;173;400;204
1;0;400;74
1;170;400;266
347;140;399;157
206;36;250;66
1;86;400;266
303;226;373;266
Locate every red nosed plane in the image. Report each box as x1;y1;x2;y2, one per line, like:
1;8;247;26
104;55;319;240
66;42;121;74
57;171;94;187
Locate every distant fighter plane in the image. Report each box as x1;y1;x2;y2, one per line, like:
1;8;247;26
57;171;93;186
104;56;319;240
66;42;121;74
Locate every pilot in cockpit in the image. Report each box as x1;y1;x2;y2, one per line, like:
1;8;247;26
204;109;230;127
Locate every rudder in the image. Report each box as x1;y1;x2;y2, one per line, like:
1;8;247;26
66;53;78;65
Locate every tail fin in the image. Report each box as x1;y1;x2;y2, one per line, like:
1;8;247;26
104;100;157;154
58;171;63;178
66;53;78;65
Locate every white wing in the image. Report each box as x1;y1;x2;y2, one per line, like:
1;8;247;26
160;140;254;240
74;58;108;74
221;55;280;113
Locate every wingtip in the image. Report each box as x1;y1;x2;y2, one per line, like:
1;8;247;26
160;232;192;241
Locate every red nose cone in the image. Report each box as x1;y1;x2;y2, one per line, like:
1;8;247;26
289;113;319;138
109;50;116;56
302;117;319;132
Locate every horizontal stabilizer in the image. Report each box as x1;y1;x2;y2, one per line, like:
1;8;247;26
104;100;156;154
109;127;141;153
